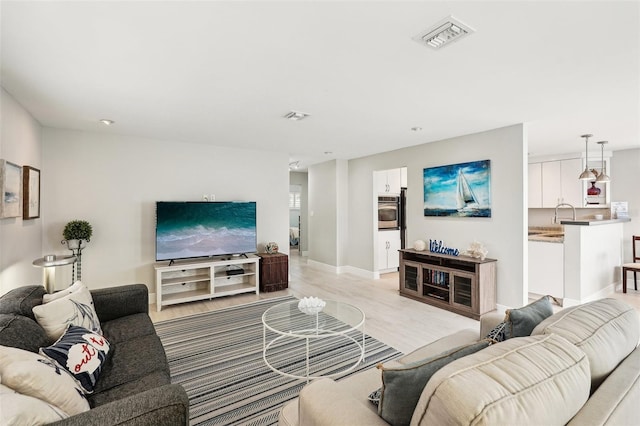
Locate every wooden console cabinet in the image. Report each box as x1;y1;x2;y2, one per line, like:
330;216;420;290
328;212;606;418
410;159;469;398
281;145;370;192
399;249;496;319
154;255;259;311
257;253;288;292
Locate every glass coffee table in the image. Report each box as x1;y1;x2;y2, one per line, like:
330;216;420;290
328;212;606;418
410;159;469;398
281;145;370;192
262;299;365;382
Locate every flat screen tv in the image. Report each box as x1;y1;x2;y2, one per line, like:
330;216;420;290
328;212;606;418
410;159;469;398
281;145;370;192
155;201;257;261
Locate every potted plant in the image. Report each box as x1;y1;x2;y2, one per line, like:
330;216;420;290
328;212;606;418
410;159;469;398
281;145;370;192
62;220;93;250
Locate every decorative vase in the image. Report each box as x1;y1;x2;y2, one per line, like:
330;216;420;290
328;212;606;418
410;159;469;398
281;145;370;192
265;242;279;254
587;182;601;196
413;240;426;251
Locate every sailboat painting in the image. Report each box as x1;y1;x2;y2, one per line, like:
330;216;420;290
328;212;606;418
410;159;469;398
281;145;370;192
423;160;491;217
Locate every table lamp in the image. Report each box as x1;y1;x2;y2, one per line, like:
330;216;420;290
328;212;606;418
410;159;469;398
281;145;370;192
32;254;77;293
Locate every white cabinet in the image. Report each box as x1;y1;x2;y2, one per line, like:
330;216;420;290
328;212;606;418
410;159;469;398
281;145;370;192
559;158;583;207
154;255;259;311
541;161;561;207
528;241;563;299
378;230;401;272
537;159;582;208
375;169;401;195
528;163;542;208
530;155;612;208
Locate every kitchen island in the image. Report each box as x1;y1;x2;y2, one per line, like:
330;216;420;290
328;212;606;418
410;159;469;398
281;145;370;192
560;218;631;306
528;218;631;306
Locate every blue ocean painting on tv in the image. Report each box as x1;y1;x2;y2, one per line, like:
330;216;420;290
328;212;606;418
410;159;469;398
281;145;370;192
156;202;257;261
423;160;491;217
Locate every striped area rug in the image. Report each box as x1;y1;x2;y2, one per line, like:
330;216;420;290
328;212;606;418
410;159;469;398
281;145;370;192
155;296;401;425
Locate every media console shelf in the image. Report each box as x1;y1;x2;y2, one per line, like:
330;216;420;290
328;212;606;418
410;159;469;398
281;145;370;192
154;255;259;311
399;249;496;320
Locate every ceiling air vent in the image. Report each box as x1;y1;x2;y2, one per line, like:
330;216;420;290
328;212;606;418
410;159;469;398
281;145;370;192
283;111;310;121
412;16;474;50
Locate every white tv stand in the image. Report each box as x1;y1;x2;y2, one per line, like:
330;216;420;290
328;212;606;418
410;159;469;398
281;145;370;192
154;255;259;311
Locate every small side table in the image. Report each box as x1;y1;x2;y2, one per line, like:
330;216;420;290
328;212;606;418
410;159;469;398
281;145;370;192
257;252;288;292
32;255;77;293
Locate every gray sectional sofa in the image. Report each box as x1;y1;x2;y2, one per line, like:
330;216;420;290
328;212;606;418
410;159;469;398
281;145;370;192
279;297;640;425
0;284;189;425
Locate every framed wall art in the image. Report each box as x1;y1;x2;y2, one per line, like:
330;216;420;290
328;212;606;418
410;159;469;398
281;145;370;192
423;159;491;218
0;159;22;219
23;165;40;219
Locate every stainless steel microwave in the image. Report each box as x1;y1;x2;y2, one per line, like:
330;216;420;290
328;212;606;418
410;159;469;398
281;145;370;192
378;196;399;230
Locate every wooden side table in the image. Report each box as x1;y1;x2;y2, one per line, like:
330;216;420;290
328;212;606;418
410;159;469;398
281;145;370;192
258;253;288;292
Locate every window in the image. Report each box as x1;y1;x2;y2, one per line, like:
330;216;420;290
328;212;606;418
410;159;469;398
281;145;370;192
289;192;301;209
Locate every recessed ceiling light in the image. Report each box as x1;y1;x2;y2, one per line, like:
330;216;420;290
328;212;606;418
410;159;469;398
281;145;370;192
283;111;310;121
412;16;474;50
411;127;423;132
324;151;333;155
99;119;114;125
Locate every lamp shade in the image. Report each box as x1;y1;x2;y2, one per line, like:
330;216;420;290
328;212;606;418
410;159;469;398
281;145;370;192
595;141;610;183
578;134;594;180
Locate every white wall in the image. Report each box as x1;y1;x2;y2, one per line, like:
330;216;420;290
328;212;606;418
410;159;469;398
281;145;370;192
289;172;308;253
348;124;528;309
336;159;349;267
308;161;338;266
41;128;289;294
611;148;640;264
0;88;43;294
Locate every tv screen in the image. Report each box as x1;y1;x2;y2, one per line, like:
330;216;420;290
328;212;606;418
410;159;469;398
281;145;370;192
155;201;257;261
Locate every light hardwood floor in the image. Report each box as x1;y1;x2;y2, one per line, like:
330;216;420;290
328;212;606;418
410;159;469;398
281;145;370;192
150;250;640;355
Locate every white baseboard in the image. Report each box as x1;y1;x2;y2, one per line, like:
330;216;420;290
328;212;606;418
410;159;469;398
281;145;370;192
582;283;617;304
306;260;377;279
306;259;338;273
341;266;377;279
531;282;618;309
495;304;508;316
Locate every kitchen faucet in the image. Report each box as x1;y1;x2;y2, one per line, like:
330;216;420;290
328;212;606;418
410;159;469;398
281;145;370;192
553;202;576;224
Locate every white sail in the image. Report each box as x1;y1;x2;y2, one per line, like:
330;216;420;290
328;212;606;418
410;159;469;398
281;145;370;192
456;169;479;211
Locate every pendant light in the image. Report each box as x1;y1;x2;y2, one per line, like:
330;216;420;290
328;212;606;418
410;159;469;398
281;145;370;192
595;141;610;182
578;134;596;180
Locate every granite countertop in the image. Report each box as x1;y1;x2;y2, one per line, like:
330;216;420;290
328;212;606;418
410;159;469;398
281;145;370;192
528;226;564;243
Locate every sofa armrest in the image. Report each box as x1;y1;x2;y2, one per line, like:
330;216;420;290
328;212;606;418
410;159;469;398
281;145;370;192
298;378;387;426
567;346;640;426
91;284;149;323
479;312;504;338
51;384;189;426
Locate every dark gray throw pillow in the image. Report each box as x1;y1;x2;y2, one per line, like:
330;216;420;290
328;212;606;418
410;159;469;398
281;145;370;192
377;339;491;426
504;295;553;338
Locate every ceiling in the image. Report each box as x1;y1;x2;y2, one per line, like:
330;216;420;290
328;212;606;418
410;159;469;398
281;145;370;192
2;1;639;169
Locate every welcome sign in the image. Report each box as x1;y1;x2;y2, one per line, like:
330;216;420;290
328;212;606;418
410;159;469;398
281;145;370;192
429;239;459;256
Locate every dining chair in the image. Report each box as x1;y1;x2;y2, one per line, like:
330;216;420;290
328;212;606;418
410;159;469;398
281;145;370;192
622;235;640;293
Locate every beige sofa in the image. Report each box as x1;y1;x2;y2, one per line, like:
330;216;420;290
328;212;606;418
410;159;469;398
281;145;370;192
279;298;640;425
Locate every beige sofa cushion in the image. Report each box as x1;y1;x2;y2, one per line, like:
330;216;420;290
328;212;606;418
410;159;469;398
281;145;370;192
567;347;640;426
531;298;640;390
411;334;590;426
279;329;479;426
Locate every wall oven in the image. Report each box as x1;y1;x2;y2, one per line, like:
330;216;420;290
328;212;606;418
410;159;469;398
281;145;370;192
378;196;400;230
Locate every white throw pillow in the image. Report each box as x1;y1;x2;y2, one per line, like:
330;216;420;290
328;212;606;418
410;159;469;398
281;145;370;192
0;345;90;416
33;281;102;341
43;280;85;304
0;384;69;424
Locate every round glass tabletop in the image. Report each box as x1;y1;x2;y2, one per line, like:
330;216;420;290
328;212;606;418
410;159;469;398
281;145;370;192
262;299;364;338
